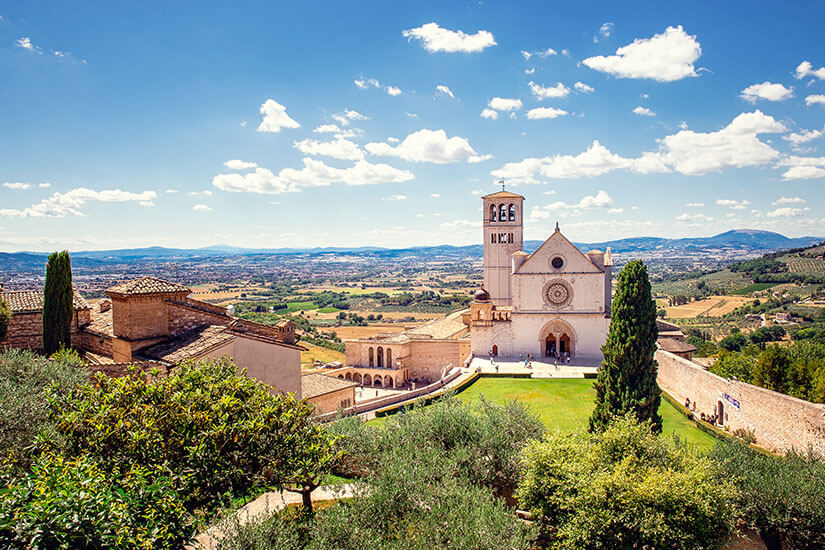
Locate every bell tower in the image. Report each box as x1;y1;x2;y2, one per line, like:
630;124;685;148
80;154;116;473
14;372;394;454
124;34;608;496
482;185;524;306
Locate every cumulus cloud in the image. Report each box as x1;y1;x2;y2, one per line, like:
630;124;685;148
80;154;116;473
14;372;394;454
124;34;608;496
382;194;407;201
529;81;570;99
583;25;701;82
777;155;825;180
366;128;485;164
436;85;455;98
740;81;794;103
574;82;595;93
766;207;810;218
386;86;402;96
3;182;31;190
480;108;498;120
782;126;824;146
332;109;369;126
521;48;556;60
38;183;51;189
212;158;413;195
430;193;441;198
224;159;258;170
493;141;633;183
16;37;36;51
293;137;364;161
314;124;342;133
526;107;568;120
772;196;805;205
806;95;825;106
632;106;656;117
257;99;300;133
594;22;613;42
193;204;212;212
489;97;523;111
530;190;614;220
686;202;704;207
716;198;751;210
402;22;496;53
0;188;158;218
676;212;713;222
795;61;825;80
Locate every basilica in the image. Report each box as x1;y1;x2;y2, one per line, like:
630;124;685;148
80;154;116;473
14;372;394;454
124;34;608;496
341;189;612;385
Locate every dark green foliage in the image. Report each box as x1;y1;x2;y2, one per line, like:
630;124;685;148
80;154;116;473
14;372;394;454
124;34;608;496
710;349;756;381
751;345;791;393
0;349;87;461
0;453;193;549
49;357;326;511
591;260;662;433
0;299;10;341
719;331;748;352
518;416;737;550
711;440;825;550
42;250;73;355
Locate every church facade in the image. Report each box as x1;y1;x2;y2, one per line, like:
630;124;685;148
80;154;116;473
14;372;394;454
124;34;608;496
466;190;612;363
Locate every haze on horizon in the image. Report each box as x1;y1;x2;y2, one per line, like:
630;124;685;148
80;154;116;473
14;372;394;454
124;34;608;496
1;1;824;253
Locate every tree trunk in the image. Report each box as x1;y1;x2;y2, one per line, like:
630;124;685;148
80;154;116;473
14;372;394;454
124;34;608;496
301;486;314;513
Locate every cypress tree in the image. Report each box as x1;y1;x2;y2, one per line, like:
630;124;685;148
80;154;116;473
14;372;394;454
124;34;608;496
43;250;74;355
590;259;662;433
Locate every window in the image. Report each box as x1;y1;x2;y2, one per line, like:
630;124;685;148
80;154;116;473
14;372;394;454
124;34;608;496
499;204;507;221
551;257;564;269
490;204;497;222
386;348;392;368
508;233;513;243
491;233;496;243
377;346;384;368
508;204;516;221
368;347;374;367
499;233;506;243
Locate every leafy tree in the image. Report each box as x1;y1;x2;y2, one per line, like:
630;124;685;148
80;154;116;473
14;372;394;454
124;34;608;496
719;332;748;352
710;349;756;381
750;325;787;345
49;357;329;511
277;418;341;513
751;345;791;393
711;440;825;550
518;416;737;550
0;300;10;341
42;250;73;355
591;260;662;433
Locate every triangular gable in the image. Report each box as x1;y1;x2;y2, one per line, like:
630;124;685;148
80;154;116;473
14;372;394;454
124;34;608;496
516;230;603;274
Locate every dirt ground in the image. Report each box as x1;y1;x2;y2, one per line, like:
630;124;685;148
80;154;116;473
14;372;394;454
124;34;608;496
300;342;345;370
666;296;754;319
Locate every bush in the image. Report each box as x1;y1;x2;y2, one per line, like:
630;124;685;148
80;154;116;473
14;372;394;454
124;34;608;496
50;357;323;511
711;440;825;550
719;332;748;352
517;416;737;550
0;453;193;549
0;349;87;461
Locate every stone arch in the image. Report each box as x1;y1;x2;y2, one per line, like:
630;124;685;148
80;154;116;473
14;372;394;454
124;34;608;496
499;204;507;221
363;373;372;386
338;374;344;379
345;372;352;381
490;204;497;222
377;346;384;368
386;348;392;368
368;347;374;367
385;375;393;388
491;344;498;356
374;377;382;387
508;203;516;221
538;319;578;359
354;372;362;384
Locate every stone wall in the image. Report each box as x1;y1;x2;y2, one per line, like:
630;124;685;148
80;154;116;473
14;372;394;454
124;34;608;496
656;350;825;454
308;386;355;415
1;310;89;352
167;300;231;337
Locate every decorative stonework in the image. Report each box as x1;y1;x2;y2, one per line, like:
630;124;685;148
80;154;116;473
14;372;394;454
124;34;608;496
542;279;572;307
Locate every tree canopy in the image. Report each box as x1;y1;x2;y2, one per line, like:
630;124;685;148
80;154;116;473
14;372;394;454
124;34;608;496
42;250;73;355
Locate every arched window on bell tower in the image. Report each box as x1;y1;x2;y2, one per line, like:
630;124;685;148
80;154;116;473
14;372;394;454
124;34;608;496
490;204;497;222
508;204;516;221
499;204;507;221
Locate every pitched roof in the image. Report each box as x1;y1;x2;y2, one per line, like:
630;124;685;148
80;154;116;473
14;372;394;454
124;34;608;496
658;338;698;353
482;190;525;200
302;373;357;399
0;289;90;314
106;277;191;296
138;325;235;363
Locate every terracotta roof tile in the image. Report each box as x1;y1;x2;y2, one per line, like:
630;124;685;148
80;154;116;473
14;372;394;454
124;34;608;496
658;338;697;353
138;325;235;364
106;277;190;296
482;190;525;199
0;289;89;314
302;373;357;399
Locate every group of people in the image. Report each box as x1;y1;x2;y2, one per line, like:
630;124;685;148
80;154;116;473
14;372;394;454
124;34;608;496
485;349;573;372
685;397;721;426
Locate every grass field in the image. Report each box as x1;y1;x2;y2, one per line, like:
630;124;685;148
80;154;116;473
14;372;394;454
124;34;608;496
300;342;345;369
665;295;753;319
730;282;777;295
450;378;718;452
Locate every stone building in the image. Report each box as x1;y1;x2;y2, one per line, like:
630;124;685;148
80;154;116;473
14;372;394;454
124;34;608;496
0;288;91;351
301;373;357;414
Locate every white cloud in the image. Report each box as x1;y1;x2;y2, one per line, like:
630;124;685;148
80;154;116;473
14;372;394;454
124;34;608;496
224;159;258;170
525;68;535;75
189;190;213;196
331;109;369;126
686;202;704;207
777;155;825;180
38;183;51;189
530;190;614;220
0;188;158;218
492;141;633;182
632;106;656;117
480;108;498;120
382;194;407;201
256;99;300;133
740;81;794;103
595;22;613;42
16;37;35;50
385;86;402;96
470;189;485;196
805;95;825;106
488;97;523;111
139;201;155;207
583;25;701;82
783;126;824;146
529;81;570;99
294;137;364;161
354;77;380;89
3;182;31;190
366;128;484;164
772;196;805;205
716;198;751;210
676;212;713;222
766;207;810;218
526;107;568;120
430;193;441;198
436;85;455;98
314;124;342;133
212;158;413;195
574;82;594;93
402;22;496;53
795;61;825;80
608;208;624;214
193;204;212;212
406;112;418;119
468;154;493;163
165;189;178;194
521;48;557;60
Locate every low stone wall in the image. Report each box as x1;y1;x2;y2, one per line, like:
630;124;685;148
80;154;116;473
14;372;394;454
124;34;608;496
656;350;825;454
1;311;87;351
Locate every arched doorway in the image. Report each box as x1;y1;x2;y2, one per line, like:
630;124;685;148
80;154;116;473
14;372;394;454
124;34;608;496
491;344;498;356
386;348;392;368
385;375;393;388
539;319;577;360
374;378;382;387
354;373;362;384
363;374;372;386
559;333;571;356
545;335;556;358
717;401;724;426
377;347;384;368
368;347;374;367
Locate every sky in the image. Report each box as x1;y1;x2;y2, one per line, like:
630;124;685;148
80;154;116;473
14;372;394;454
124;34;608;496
1;0;824;252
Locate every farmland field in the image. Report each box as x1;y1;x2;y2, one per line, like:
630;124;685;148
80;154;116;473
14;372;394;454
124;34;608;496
654;271;751;297
665;295;753;319
300;342;345;370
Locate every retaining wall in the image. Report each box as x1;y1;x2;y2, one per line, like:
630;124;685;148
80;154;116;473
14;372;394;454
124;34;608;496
656;350;825;454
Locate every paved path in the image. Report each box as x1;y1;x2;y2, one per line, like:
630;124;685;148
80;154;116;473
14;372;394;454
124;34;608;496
468;357;599;378
193;483;357;549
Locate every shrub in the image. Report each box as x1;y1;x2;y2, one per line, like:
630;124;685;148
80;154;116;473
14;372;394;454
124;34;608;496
719;332;748;352
0;453;193;549
517;416;737;550
50;357;325;511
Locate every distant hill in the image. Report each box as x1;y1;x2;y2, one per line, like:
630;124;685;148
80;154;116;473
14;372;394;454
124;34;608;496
2;229;821;270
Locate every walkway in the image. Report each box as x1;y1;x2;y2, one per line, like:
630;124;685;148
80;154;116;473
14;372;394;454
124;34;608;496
468;356;599;378
194;484;357;549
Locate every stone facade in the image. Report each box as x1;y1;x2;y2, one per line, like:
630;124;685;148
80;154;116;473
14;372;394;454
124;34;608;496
0;295;91;352
657;349;825;454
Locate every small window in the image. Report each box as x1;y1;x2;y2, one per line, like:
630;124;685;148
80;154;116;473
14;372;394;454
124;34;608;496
499;233;506;243
508;233;513;243
551;257;564;269
508;204;516;221
491;233;496;243
490;204;497;222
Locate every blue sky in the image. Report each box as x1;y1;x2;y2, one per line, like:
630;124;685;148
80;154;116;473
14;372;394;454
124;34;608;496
1;1;824;252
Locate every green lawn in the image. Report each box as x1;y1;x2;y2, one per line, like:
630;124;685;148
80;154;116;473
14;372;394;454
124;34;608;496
456;378;717;452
